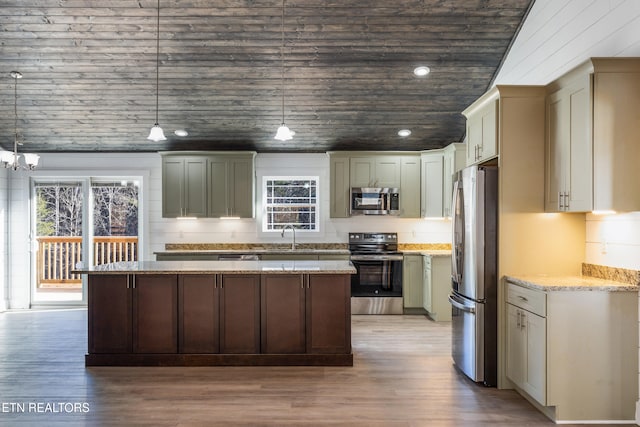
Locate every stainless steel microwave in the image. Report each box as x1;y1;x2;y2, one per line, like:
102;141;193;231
350;187;400;215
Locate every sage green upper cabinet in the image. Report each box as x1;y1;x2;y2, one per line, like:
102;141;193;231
329;154;350;218
464;98;498;165
420;151;444;218
544;75;592;212
442;143;466;217
544;58;640;212
208;154;255;218
400;155;421;218
349;156;400;188
162;155;207;218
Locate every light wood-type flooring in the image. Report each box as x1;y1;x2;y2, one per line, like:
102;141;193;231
0;309;633;426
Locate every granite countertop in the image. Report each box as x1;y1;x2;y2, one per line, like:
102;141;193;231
402;249;451;257
74;260;357;275
154;249;350;255
505;275;638;292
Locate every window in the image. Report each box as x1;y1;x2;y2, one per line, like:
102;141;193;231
263;176;319;232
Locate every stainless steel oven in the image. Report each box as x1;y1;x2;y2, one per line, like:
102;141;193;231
349;232;403;314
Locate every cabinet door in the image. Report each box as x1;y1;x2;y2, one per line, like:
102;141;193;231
162;157;185;217
479;100;498;161
306;274;351;354
523;310;546;404
545;89;567;212
565;75;592;212
442;143;466;217
88;274;132;354
421;152;444;217
422;256;432;312
399;155;421;218
219;275;260;354
208;157;229;217
329;156;350;218
230;157;254;218
466;113;483;165
506;304;526;387
374;156;401;187
179;275;219;354
261;275;306;354
133;274;178;354
184;157;208;217
402;255;423;308
350;157;374;187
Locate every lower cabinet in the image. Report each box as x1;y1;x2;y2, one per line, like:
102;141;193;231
505;280;638;422
261;274;351;354
88;274;178;354
506;302;546;404
422;255;451;321
88;272;351;365
402;254;423;309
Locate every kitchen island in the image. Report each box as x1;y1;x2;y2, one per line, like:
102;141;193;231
77;260;356;367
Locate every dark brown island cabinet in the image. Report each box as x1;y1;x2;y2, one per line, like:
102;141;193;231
86;272;352;366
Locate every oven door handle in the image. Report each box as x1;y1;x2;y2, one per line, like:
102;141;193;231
350;255;404;261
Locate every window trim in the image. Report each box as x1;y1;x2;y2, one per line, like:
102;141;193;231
261;175;320;233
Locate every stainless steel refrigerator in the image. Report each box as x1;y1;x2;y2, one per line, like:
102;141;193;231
448;164;498;386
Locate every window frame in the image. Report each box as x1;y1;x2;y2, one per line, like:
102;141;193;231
261;175;320;233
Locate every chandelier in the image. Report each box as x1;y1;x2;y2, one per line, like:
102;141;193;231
1;71;39;170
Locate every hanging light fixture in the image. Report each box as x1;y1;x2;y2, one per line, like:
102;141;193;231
147;0;166;142
0;71;39;170
274;0;295;141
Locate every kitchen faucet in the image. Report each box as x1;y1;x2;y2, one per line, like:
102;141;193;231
281;224;296;250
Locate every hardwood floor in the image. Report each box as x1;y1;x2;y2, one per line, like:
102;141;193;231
0;310;631;426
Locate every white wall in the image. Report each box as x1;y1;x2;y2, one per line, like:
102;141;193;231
0;167;7;312
5;152;449;309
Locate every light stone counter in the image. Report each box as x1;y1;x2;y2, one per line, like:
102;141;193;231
154;249;350;255
505;275;638;292
402;249;451;257
75;260;357;275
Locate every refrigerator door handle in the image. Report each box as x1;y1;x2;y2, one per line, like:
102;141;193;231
448;293;476;314
451;177;464;285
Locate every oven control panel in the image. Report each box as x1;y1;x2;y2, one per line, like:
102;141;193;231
349;232;397;244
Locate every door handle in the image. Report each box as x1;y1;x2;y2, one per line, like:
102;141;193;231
448;294;475;314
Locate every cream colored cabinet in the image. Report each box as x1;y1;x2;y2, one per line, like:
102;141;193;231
400;155;421;218
420;151;443;218
442;143;466;217
329;154;350;218
545;58;640;212
402;254;423;309
161;155;208;218
506;293;546;404
350;156;400;188
422;255;451;321
505;280;638;422
464;98;498;165
208;154;255;218
544;74;592;212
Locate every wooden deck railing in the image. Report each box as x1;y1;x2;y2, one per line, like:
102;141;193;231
37;236;138;288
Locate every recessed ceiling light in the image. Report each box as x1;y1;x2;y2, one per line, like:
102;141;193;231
174;129;188;137
398;129;412;137
413;66;431;77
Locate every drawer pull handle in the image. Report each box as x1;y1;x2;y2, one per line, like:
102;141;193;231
517;296;528;302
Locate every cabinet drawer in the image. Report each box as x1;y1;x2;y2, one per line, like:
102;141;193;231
506;282;546;317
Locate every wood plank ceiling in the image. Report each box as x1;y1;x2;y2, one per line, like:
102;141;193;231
0;0;534;153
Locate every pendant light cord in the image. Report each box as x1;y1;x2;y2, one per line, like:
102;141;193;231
281;0;285;125
155;0;160;124
14;72;18;152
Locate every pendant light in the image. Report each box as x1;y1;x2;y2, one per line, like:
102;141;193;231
147;0;166;142
274;0;295;141
0;71;39;170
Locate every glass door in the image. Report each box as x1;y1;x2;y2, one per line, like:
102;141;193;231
32;180;85;303
31;178;140;304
